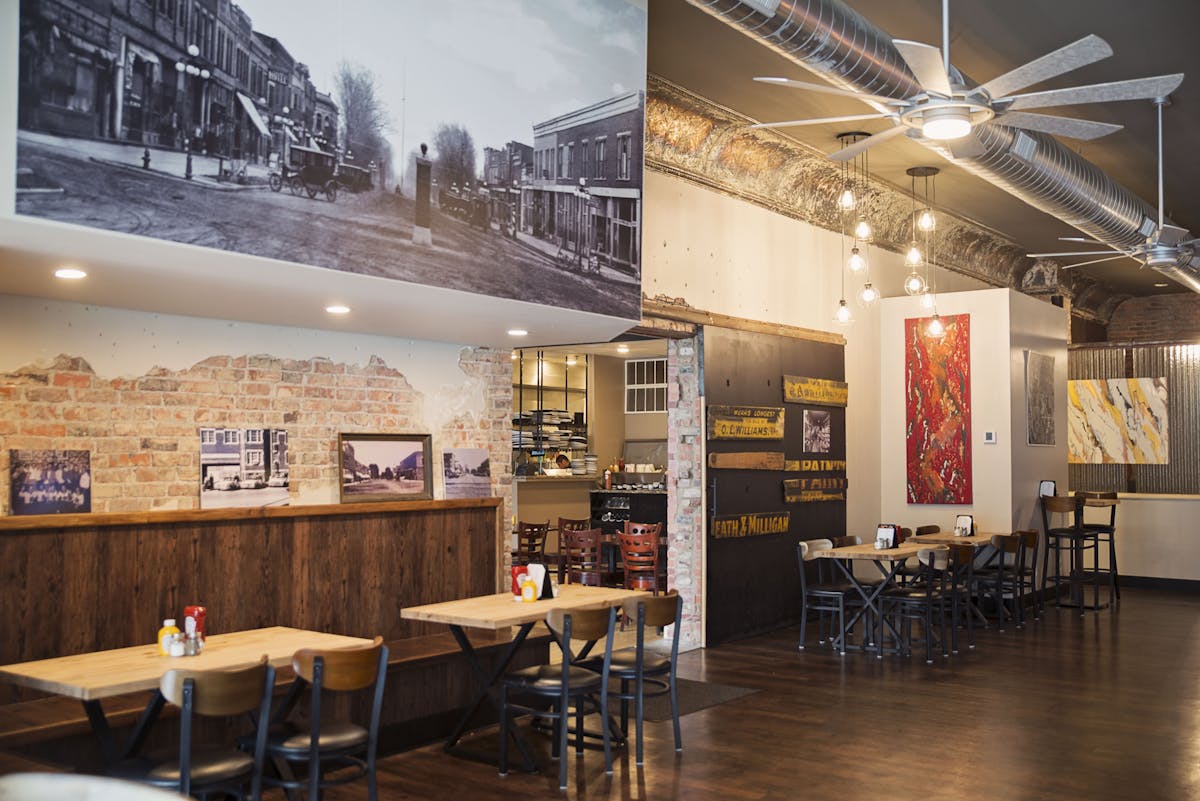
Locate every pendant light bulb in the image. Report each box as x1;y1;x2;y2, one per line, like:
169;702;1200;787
847;247;867;273
905;243;924;268
834;299;853;325
903;271;927;296
853;218;872;241
921;290;936;309
926;313;946;338
838;186;856;211
917;208;936;232
858;282;879;305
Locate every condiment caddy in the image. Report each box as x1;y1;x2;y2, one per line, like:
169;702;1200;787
157;604;207;657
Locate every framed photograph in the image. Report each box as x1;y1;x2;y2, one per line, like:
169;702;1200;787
199;427;290;509
443;448;492;499
10;449;92;515
339;434;433;503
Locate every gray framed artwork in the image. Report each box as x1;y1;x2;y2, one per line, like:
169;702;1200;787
1025;351;1055;446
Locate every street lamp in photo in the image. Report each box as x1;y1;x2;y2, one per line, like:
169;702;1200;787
175;44;211;180
576;176;589;270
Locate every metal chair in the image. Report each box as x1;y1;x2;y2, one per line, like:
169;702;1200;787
796;538;855;654
499;605;616;790
1040;494;1096;613
257;636;388;801
116;656;274;801
974;532;1039;630
1075;490;1120;602
882;547;952;663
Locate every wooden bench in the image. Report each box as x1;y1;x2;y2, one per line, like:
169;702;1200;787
0;631;550;772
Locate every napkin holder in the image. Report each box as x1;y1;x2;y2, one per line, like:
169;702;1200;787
875;524;900;549
953;514;975;538
523;563;555;600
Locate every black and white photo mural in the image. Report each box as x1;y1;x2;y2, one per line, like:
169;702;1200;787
14;1;647;319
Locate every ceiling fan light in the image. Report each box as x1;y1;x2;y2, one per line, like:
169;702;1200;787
903;271;927;295
854;218;872;240
917;208;936;232
838;186;857;211
847;247;867;272
922;107;972;141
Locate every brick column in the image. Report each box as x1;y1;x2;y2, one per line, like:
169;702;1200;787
666;335;705;650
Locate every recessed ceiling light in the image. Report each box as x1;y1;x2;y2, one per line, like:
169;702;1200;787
325;305;350;314
54;268;87;280
507;328;528;337
616;344;630;354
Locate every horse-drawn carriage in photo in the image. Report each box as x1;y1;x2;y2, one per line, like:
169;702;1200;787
268;145;338;202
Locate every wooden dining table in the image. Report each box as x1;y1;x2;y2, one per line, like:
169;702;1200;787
401;584;646;770
0;626;371;766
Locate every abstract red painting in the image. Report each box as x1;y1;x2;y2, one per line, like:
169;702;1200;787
905;314;972;504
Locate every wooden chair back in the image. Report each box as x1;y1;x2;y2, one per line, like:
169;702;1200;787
557;516;590;533
1075;490;1118;526
798;538;833;562
561;526;604;586
513;520;550;566
160;655;271;716
546;604;616;644
914;524;940;536
293;635;385;692
622;590;681;630
1041;494;1084;535
619;523;662;592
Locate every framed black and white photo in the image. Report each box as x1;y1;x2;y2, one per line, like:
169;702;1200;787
9;449;91;515
339;434;433;502
802;409;832;454
199;427;290;509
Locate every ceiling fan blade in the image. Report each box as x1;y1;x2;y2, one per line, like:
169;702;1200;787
1156;225;1191;247
1026;251;1122;258
827;125;911;162
753;77;903;106
947;132;987;159
1058;254;1135;269
1004;73;1185;111
892;39;954;97
1000;111;1123;140
748;113;891;130
975;35;1112;100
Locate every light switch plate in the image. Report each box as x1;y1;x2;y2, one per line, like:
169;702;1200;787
984;431;997;444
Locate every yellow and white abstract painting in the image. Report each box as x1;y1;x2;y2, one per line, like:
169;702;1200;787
1067;377;1168;464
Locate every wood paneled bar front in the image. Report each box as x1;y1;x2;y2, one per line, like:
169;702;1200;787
0;499;543;757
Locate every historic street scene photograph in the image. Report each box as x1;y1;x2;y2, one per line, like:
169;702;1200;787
198;427;289;509
15;0;647;320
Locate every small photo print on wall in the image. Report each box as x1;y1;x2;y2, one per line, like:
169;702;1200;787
199;428;290;509
340;434;433;502
9;449;91;515
802;410;832;453
443;448;492;499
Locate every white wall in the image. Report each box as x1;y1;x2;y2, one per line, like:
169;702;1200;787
643;171;988;539
1007;290;1069;532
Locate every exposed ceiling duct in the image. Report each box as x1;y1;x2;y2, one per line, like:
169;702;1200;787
686;0;1200;292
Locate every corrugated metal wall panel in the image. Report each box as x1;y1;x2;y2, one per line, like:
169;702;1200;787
1069;343;1200;494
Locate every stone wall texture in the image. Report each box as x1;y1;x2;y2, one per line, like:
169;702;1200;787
1107;294;1200;343
0;349;513;521
667;335;705;650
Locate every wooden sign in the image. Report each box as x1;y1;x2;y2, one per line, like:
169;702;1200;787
707;452;785;470
711;512;791;539
783;477;847;503
783;375;849;407
784;459;847;472
707;405;785;440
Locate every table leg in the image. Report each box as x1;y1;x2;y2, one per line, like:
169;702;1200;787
446;622;538;771
82;690;166;767
82;700;116;766
826;558;905;658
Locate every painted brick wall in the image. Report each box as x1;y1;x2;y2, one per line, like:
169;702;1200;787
667;335;704;650
1107;294;1200;343
0;350;513;520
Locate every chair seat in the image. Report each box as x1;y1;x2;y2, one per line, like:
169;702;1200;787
116;748;254;787
265;721;369;755
580;647;671;677
502;664;605;694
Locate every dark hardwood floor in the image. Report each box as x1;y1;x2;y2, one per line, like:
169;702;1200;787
321;588;1200;800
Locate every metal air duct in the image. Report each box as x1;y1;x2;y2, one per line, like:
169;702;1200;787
687;0;1200;291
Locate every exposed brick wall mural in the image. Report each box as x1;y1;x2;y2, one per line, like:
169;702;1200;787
1107;294;1200;343
0;350;513;518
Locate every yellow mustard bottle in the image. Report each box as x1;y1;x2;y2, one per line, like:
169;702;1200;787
157;618;180;656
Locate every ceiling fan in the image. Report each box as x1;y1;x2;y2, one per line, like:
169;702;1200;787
1027;98;1198;273
749;0;1183;163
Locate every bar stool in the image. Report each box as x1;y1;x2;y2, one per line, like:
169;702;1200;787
1075;491;1120;603
1040;494;1101;614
